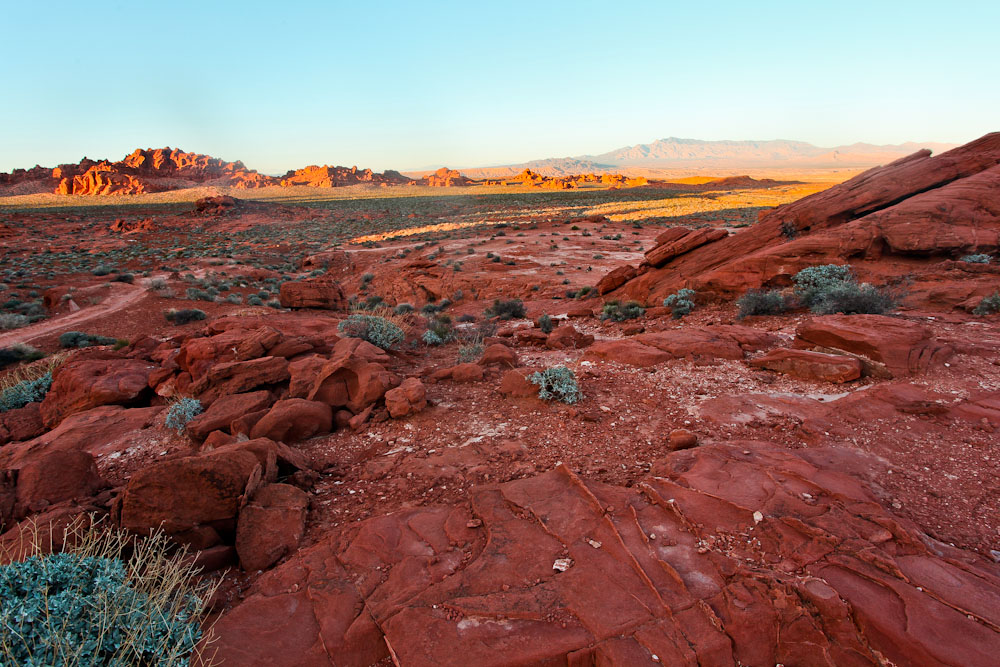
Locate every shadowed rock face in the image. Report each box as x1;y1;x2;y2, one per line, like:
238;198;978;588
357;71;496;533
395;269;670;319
204;442;1000;666
604;132;1000;309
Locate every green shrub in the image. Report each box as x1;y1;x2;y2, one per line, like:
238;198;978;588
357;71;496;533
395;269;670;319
973;291;1000;316
422;330;445;345
457;342;484;363
112;273;135;284
338;313;405;350
92;264;113;276
0;344;44;370
164;309;207;325
185;287;215;302
600;300;645;322
538;314;554;334
737;289;788;318
529;366;582;404
485;298;526;320
0;313;29;330
663;288;696;319
394;303;414;315
0;521;211;666
165;397;203;433
811;282;900;315
58;331;116;348
0;371;52;412
960;254;991;264
792;264;853;307
246;294;264;306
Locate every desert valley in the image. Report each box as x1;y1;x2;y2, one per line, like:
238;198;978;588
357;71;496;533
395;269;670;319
0;133;998;665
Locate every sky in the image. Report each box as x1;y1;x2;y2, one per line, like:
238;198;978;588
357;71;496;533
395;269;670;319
1;1;998;174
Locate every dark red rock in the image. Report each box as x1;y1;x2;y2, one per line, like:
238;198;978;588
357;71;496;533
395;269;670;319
235;483;309;571
749;348;863;383
39;358;155;427
249;399;333;443
384;378;427;418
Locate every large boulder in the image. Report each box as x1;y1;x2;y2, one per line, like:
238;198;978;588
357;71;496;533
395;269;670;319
545;326;595;350
12;449;104;519
279;278;347;310
795;315;953;377
235;483;309;571
249;399;333;442
383;378;427;418
643;226;728;267
0;403;45;445
189;356;290;405
749;348;863;383
185;390;275;441
40;359;155;427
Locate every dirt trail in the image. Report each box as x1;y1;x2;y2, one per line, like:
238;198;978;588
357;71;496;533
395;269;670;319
0;284;147;348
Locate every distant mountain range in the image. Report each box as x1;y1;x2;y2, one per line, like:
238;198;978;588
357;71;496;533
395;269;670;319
446;137;958;178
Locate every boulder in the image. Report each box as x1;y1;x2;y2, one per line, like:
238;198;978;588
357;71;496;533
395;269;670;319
478;343;518;367
644;226;728;267
749;348;862;383
581;339;672;367
796;315;953;377
235;483;309;571
499;369;539;399
279;278;347;310
308;351;398;414
595;265;638;295
545;326;595;350
13;449;104;518
383;378;427;418
0;403;45;445
185;390;274;441
450;363;485;382
40;359;155;427
249;399;333;443
190;356;290;405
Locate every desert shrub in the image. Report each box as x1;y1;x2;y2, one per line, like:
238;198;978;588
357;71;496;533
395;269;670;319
456;313;476;323
246;294;263;306
600;300;645;322
0;371;52;412
338;313;405;350
0;313;28;330
356;295;385;311
91;264;113;276
112;273;135;284
780;221;798;239
165;397;203;433
185;287;216;302
973;291;1000;316
538;314;554;334
457;342;484;363
0;344;44;370
792;264;853;307
394;303;414;315
961;253;991;264
663;288;696;319
485;298;526;320
529;366;582;404
424;315;454;344
0;518;213;666
147;277;168;290
164;309;207;325
737;289;788;318
58;331;116;348
420;302;442;315
811;282;900;315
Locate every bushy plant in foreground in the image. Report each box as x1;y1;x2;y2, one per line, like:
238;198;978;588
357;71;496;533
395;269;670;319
165;397;203;433
338;313;405;350
529;366;582;404
663;288;696;319
973;291;1000;316
736;289;788;319
485;298;526;320
600;300;645;322
457;342;484;363
0;519;213;667
792;264;854;307
538;313;554;334
0;371;52;412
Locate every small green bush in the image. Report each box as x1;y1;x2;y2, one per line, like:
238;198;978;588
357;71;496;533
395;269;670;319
394;303;414;315
973;291;1000;316
792;264;853;307
811;282;900;315
338;313;405;350
737;289;788;318
457;342;484;363
0;344;44;370
165;397;203;433
529;366;582;404
663;288;696;319
0;313;29;330
164;309;207;325
538;314;554;334
600;300;645;322
960;254;991;264
0;371;52;412
485;298;526;320
58;331;116;348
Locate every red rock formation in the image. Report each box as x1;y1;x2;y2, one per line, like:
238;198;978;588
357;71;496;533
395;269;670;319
602;132;1000;307
419;167;474;187
279;165;410;187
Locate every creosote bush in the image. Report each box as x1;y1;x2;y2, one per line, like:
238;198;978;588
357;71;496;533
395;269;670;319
485;298;526;320
811;282;900;315
600;300;644;322
663;288;696;319
58;331;117;348
736;289;788;319
792;264;853;308
973;291;1000;316
538;314;554;334
529;366;582;404
165;397;203;433
338;312;406;350
165;309;207;325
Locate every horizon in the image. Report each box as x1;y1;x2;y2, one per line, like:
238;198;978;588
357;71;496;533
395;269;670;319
2;1;998;173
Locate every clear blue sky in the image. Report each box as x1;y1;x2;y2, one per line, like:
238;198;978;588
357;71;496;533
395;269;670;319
1;1;997;173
